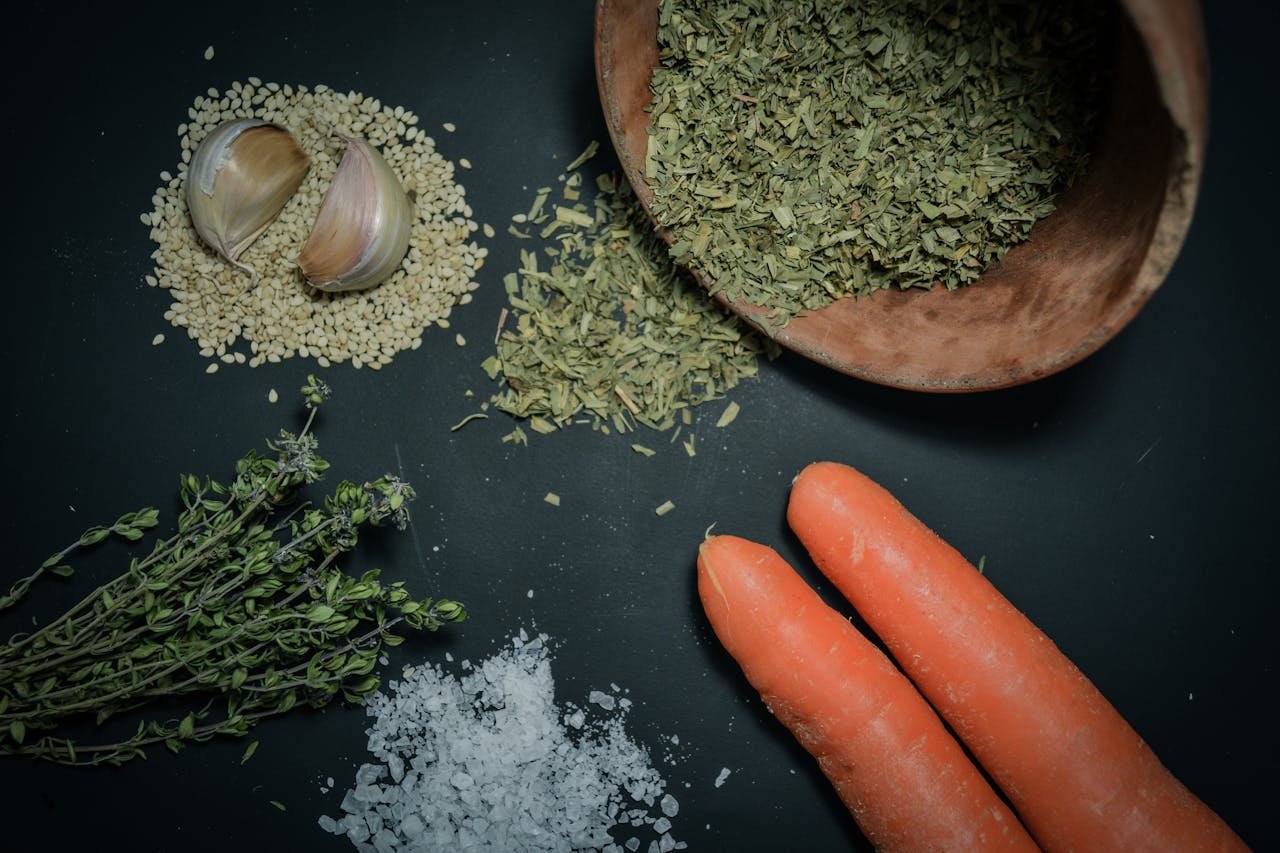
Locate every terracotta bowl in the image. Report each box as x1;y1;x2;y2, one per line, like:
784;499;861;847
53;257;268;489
594;0;1208;392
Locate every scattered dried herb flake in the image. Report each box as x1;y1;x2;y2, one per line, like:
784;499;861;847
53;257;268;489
484;153;778;436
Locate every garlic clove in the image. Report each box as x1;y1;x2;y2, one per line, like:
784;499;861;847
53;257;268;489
187;118;310;279
295;135;413;293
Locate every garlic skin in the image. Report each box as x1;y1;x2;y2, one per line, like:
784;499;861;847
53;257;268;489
295;135;413;293
187;118;310;278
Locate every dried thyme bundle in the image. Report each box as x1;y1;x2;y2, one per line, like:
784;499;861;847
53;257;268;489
481;149;777;438
647;0;1108;322
0;378;463;766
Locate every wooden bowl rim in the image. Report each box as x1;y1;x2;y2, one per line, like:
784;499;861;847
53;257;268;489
593;0;1209;393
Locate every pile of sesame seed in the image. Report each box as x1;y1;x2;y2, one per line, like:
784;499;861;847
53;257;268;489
142;80;486;371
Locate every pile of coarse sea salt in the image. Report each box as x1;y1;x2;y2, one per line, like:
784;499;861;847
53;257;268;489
319;630;685;852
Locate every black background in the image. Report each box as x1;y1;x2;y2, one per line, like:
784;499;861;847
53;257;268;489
1;1;1276;850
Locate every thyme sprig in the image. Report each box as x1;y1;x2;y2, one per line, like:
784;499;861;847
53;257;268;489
0;376;464;766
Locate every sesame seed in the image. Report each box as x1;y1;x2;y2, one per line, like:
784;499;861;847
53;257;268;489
204;45;215;61
268;388;279;403
205;363;219;374
144;81;481;372
151;333;165;346
442;122;456;132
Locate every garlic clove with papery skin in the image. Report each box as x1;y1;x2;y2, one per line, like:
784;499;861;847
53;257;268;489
295;135;413;293
186;118;310;280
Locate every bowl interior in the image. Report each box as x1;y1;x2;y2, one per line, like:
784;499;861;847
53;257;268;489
594;0;1206;392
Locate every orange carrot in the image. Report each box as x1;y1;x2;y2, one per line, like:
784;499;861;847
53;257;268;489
697;535;1040;852
787;461;1246;852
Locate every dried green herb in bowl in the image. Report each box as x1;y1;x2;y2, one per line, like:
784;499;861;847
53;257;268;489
596;0;1208;391
645;0;1108;325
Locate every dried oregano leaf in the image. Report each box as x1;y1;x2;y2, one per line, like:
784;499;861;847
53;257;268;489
485;161;778;434
647;0;1110;324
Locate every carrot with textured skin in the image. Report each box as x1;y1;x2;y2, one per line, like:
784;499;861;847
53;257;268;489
697;535;1040;852
787;461;1247;853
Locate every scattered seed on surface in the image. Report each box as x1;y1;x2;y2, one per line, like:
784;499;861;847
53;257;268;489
151;333;165;346
203;45;215;60
205;363;219;374
455;334;466;347
655;500;676;517
268;388;279;403
443;122;456;132
459;158;472;169
483;223;495;238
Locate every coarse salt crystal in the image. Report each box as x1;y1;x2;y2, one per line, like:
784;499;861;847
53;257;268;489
317;631;685;850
